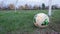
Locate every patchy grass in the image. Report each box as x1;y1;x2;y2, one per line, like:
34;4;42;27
0;10;60;34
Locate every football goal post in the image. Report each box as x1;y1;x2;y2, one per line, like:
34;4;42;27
15;0;18;12
48;0;52;16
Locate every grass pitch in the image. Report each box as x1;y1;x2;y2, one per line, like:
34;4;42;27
0;10;60;34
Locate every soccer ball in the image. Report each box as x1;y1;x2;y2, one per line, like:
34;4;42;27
34;13;49;28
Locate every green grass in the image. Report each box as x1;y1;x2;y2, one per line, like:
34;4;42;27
0;10;60;34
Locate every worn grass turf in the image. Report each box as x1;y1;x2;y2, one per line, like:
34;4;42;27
0;10;60;34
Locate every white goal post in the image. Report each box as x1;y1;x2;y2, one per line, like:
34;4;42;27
15;0;18;12
48;0;52;16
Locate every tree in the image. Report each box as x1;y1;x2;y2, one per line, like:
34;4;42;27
8;4;15;10
52;5;59;9
42;3;45;10
33;5;40;10
24;4;29;9
18;5;24;10
27;5;32;10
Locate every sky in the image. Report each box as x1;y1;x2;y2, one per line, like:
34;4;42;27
0;0;60;7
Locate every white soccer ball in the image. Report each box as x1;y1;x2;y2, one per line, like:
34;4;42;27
34;13;49;28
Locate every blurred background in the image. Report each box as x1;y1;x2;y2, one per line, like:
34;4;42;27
0;0;60;10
